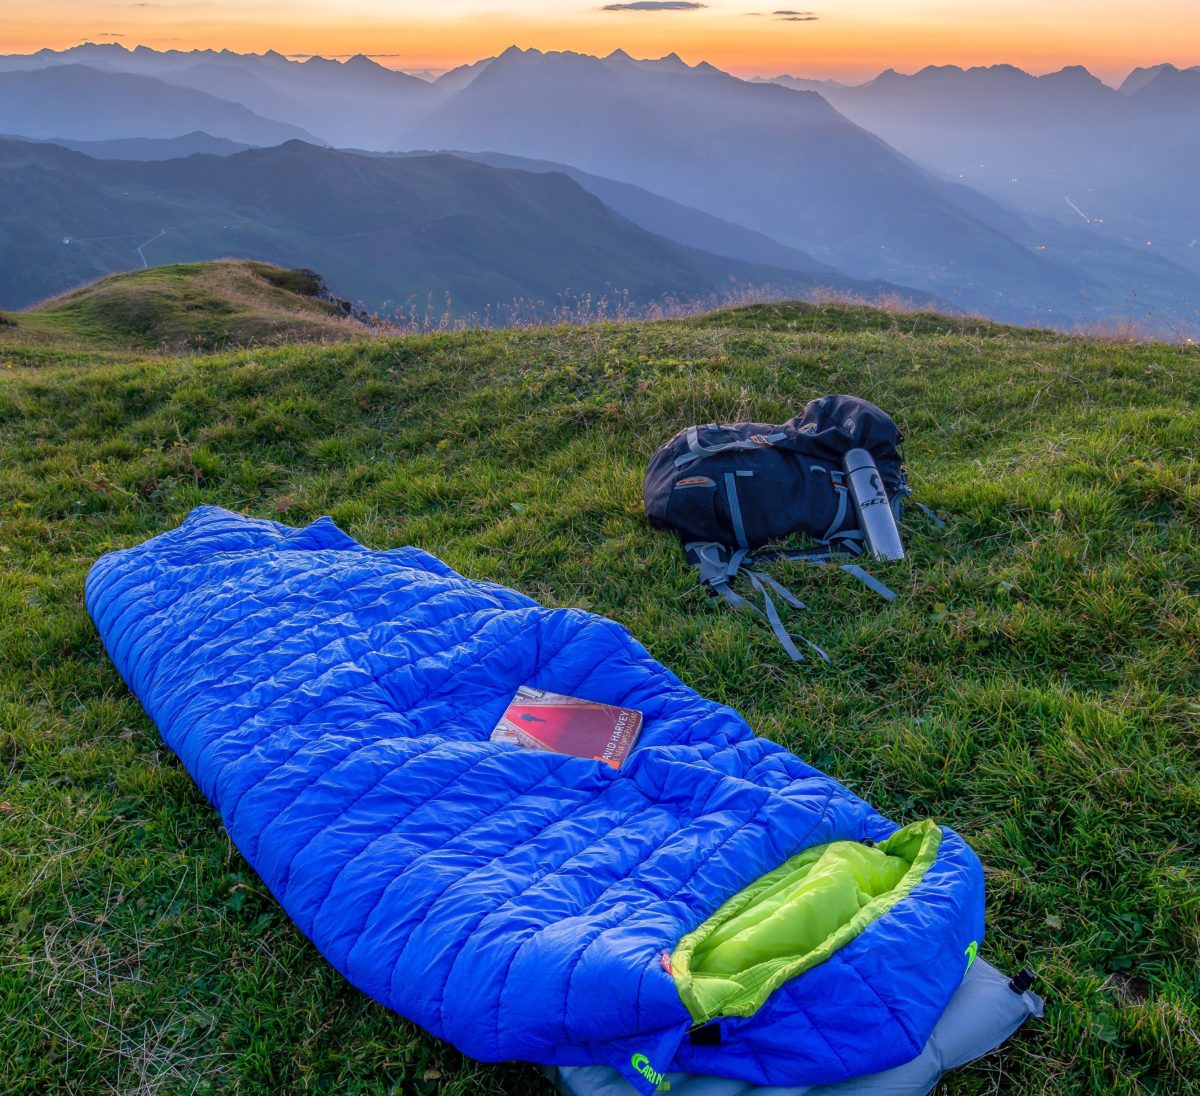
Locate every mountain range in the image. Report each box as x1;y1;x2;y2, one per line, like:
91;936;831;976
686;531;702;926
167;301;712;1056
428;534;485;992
759;63;1200;276
392;47;1200;328
0;42;435;149
0;42;1196;333
404;48;1061;306
409;149;837;278
0;65;318;146
0;137;885;316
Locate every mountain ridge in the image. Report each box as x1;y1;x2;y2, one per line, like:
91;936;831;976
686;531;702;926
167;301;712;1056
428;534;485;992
0;64;320;146
0;42;439;149
0;137;888;317
757;60;1200;278
2;43;1196;332
422;149;836;276
396;45;1193;328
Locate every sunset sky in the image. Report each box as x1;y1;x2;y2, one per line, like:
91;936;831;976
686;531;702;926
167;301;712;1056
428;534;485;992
2;0;1197;83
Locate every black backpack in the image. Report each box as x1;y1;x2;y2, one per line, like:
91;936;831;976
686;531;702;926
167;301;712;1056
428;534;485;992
644;394;940;662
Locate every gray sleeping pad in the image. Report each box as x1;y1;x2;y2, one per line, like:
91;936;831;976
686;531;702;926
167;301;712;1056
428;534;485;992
545;957;1042;1096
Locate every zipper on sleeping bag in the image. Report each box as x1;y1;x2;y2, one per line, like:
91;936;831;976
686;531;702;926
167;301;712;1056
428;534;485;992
670;819;942;1025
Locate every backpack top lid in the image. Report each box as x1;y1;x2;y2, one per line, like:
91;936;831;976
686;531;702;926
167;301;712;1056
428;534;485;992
788;394;904;470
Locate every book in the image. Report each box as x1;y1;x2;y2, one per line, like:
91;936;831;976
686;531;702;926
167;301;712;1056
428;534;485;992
490;685;643;769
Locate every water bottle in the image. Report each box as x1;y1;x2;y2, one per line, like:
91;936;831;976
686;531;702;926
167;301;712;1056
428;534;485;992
843;448;905;561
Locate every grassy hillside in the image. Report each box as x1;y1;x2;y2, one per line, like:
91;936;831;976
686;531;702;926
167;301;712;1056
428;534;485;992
1;261;371;351
0;298;1197;1094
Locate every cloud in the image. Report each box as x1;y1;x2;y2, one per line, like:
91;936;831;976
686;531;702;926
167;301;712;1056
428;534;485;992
602;1;706;11
747;8;820;18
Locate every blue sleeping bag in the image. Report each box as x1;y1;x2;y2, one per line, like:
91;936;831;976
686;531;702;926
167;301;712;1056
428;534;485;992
86;507;985;1094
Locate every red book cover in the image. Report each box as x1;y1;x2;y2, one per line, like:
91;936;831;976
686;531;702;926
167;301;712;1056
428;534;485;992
491;685;644;769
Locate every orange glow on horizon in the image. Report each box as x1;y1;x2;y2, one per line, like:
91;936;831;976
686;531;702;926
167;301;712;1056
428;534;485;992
1;2;1196;85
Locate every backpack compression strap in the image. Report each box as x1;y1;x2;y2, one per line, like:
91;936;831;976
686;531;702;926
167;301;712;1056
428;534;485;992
759;547;900;602
674;427;788;469
891;466;946;528
685;543;831;663
686;542;901;663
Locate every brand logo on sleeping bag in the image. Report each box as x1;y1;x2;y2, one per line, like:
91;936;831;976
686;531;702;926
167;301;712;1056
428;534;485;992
631;1053;669;1091
964;939;978;971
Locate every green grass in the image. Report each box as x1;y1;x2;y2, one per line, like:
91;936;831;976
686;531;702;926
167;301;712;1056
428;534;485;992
2;261;367;351
1;296;1197;1094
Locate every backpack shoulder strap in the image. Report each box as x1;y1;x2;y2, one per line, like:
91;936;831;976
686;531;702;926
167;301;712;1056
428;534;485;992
684;542;830;663
743;569;830;664
839;563;899;601
759;546;899;601
911;500;946;527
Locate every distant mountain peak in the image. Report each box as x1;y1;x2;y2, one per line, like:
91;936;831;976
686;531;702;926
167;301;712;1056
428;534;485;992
71;41;129;53
874;63;1043;87
1128;63;1200;102
656;52;689;69
1119;62;1179;93
600;49;697;74
433;56;495;90
1046;64;1100;82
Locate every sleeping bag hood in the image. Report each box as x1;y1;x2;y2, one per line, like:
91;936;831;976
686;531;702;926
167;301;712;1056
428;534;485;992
86;507;985;1093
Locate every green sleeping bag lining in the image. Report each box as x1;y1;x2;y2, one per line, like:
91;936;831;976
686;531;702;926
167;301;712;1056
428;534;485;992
672;819;943;1024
